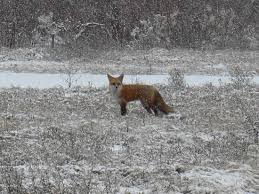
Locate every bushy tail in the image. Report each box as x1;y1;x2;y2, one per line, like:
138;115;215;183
156;91;175;114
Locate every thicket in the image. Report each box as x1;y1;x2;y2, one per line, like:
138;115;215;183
0;0;258;50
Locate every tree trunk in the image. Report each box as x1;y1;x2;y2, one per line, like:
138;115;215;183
9;21;16;49
255;20;259;48
51;34;55;48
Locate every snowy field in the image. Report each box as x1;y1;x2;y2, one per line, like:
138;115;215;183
0;47;259;193
0;47;258;75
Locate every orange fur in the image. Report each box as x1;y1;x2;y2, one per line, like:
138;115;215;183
107;74;174;116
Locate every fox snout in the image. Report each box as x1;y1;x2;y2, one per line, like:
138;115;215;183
107;74;124;95
109;84;121;94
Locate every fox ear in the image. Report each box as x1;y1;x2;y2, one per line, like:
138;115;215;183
107;74;113;81
118;73;124;82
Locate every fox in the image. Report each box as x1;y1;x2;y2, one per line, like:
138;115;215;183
107;73;175;116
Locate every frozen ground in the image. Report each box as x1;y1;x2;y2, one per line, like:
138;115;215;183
0;82;259;193
0;47;258;75
0;47;259;193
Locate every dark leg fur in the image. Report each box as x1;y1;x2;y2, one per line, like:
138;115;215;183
120;103;127;116
144;107;152;114
152;107;159;116
141;100;152;114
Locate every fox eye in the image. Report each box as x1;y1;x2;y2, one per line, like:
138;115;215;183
112;83;115;85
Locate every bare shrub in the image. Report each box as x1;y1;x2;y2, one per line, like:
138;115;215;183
168;68;186;91
1;166;26;194
227;66;258;143
229;66;255;89
63;63;80;89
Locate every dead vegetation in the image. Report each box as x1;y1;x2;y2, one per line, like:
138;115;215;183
0;68;258;193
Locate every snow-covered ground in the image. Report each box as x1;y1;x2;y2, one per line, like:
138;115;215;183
0;85;258;193
0;47;258;75
0;47;259;194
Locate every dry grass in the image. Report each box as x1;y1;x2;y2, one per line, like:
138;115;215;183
0;75;258;193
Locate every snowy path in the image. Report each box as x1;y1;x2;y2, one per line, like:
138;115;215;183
0;71;259;88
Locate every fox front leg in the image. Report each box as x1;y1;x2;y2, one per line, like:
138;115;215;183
120;102;127;116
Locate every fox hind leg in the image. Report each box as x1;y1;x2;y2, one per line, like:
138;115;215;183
152;107;159;116
144;106;152;114
141;100;152;114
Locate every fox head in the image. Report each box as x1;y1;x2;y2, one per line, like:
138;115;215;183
107;73;124;94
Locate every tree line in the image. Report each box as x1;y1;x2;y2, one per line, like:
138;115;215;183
0;0;258;49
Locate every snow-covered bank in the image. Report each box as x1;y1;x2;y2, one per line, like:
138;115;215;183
0;71;259;88
0;48;258;75
0;86;258;193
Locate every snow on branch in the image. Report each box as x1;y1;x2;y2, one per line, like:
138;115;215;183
74;22;105;40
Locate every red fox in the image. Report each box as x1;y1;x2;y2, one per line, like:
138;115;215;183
107;73;175;116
